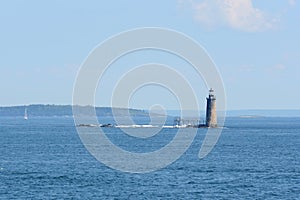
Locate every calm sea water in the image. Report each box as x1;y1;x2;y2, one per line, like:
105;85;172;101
0;116;299;199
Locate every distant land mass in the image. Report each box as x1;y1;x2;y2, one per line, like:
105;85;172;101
0;105;299;118
161;109;300;117
0;104;152;117
225;109;300;117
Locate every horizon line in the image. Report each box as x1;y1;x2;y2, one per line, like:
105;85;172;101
0;104;300;111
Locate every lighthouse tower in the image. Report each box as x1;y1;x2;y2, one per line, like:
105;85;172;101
206;88;217;127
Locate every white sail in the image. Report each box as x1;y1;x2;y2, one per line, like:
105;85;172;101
24;108;28;120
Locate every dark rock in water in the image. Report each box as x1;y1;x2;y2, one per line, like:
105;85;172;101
100;124;113;127
77;124;99;127
77;123;114;128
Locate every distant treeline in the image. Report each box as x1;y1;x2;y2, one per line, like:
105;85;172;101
1;105;299;117
0;104;151;117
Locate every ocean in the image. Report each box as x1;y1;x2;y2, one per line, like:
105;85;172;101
0;116;299;199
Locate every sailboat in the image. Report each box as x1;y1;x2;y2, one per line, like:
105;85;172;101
24;108;28;120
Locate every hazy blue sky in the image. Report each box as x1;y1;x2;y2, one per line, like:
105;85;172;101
0;0;299;110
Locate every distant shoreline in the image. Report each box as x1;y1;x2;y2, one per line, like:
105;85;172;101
0;104;152;117
0;104;300;117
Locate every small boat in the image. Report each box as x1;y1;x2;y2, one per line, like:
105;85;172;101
24;108;28;120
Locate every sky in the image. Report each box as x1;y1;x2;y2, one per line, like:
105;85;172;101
0;0;299;110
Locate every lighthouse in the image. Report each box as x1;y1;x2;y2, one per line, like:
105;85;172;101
206;88;217;127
